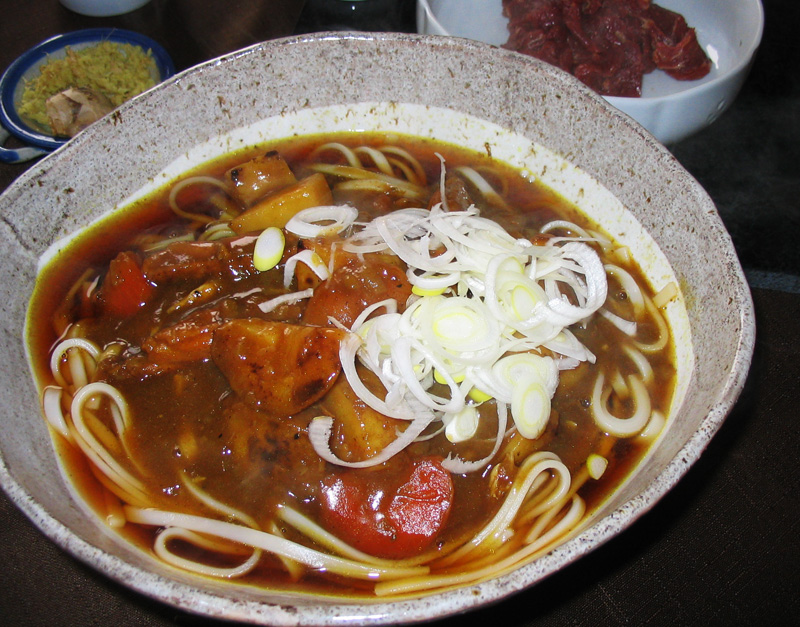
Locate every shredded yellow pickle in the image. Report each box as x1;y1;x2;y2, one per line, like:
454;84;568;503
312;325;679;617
18;41;157;132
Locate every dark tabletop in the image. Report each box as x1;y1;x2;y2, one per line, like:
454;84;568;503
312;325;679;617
1;1;799;625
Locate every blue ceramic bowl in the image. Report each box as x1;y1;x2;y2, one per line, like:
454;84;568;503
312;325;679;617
0;28;174;162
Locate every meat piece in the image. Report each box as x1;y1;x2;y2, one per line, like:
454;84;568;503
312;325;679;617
142;308;224;364
46;87;114;137
302;255;412;328
98;307;228;381
224;151;297;206
142;239;258;285
211;318;346;416
502;0;710;97
98;352;182;381
648;4;712;80
427;172;478;212
320;374;407;463
143;241;225;284
220;399;325;495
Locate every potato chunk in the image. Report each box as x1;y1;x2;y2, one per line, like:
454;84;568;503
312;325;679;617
230;173;333;234
211;319;345;416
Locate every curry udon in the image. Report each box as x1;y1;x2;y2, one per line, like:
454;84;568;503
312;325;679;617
28;133;675;597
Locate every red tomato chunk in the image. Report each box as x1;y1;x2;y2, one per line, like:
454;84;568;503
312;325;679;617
320;458;454;559
96;251;154;318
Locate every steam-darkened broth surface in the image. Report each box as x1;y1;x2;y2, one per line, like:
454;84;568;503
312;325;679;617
29;133;675;597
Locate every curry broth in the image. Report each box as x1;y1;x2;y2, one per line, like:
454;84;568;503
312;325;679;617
28;132;675;595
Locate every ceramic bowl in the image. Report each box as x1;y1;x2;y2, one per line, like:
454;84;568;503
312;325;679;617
417;0;764;145
0;28;174;163
0;32;754;625
59;0;152;17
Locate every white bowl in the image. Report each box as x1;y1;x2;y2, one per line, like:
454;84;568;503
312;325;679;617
417;0;764;145
0;32;754;624
59;0;151;17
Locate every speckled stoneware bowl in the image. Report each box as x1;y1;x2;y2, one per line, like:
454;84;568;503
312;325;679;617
0;33;754;625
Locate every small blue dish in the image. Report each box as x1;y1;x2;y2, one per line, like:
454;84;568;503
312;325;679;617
0;28;175;163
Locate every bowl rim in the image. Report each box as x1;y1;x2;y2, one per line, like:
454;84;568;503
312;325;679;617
0;27;175;150
0;30;756;626
417;0;765;105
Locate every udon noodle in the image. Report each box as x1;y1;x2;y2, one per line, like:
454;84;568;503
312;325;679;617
29;133;675;597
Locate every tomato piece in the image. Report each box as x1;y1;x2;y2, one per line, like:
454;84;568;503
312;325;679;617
97;251;154;318
320;458;453;559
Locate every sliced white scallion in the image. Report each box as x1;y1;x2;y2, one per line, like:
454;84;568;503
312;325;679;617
304;176;616;471
511;380;551;439
444;405;480;443
253;227;285;272
284;205;358;238
434;367;465;385
543;329;596;364
412;285;448;297
441;401;508;474
599;308;638;336
468;387;493;403
283;249;330;289
257;288;314;314
429;297;497;355
308;412;434;469
408;268;461;296
492;353;559;401
586;454;608;480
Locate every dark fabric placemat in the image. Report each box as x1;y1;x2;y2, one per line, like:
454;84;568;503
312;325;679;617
2;286;798;625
